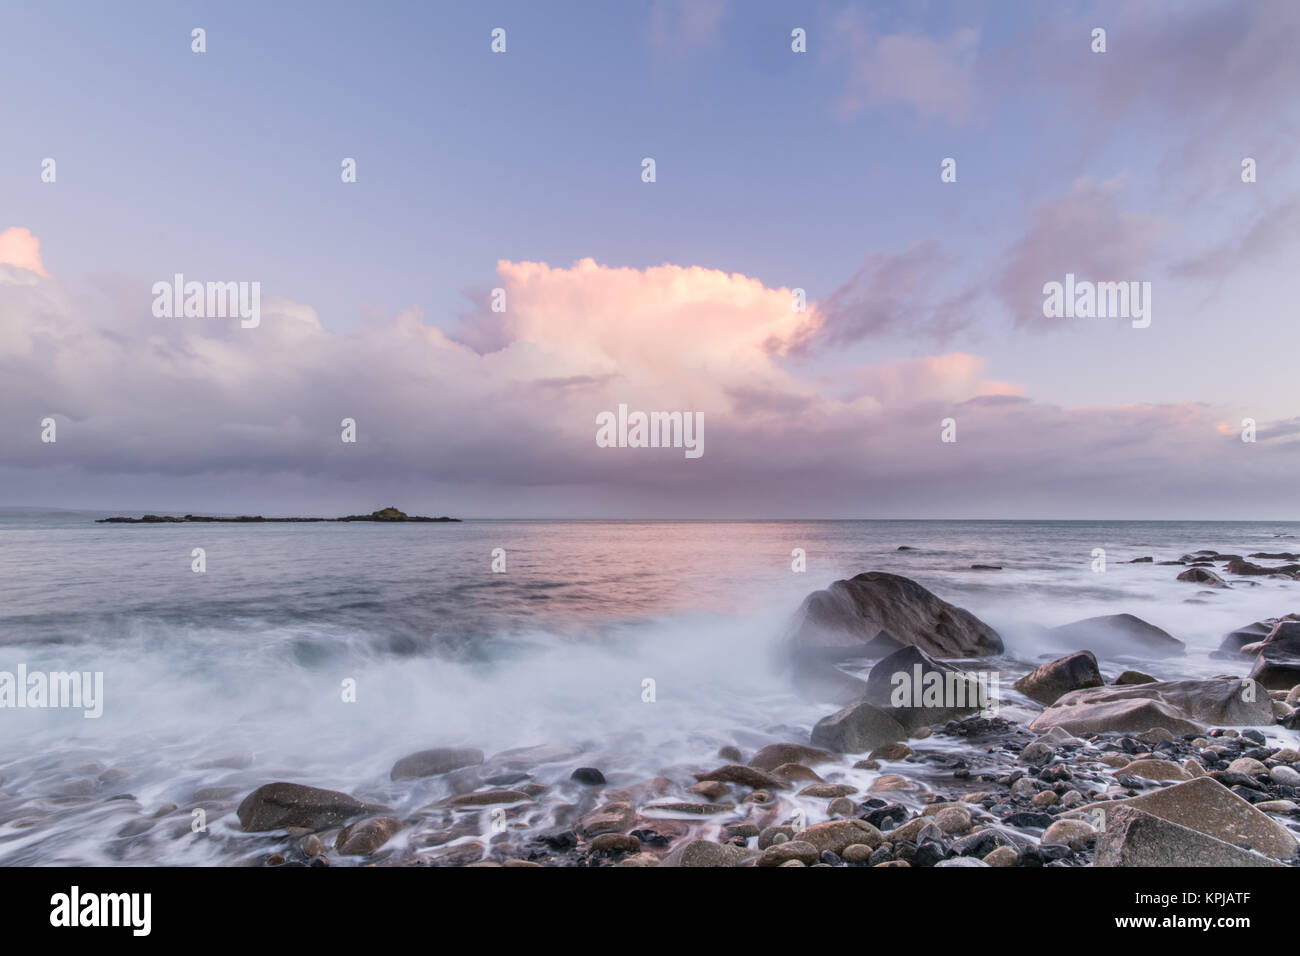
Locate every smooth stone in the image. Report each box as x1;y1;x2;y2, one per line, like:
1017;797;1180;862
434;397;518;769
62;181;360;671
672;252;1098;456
1014;651;1103;705
336;816;403;855
236;783;384;833
1041;819;1097;850
390;747;484;781
1077;777;1298;860
1095;806;1284;867
757;840;820;866
695;764;788;790
657;840;758;867
810;701;907;754
1116;759;1191;782
747;743;836;772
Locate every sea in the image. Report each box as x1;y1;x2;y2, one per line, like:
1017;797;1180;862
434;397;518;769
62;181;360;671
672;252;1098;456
1;513;1297;864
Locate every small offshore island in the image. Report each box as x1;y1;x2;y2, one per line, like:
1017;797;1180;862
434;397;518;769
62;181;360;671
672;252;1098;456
97;506;460;524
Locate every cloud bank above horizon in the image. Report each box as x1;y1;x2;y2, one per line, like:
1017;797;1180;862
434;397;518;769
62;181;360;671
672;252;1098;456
1;231;1294;519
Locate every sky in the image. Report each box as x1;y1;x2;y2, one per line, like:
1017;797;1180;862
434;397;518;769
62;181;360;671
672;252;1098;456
1;0;1298;518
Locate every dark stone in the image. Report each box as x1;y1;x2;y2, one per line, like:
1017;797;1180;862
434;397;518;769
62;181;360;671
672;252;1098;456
569;767;606;785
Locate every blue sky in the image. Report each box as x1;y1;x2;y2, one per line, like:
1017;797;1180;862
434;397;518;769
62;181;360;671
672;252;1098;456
1;1;1298;516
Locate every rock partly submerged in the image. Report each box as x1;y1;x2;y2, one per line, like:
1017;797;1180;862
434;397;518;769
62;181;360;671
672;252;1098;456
1043;614;1185;659
390;747;485;781
1028;677;1273;735
1248;620;1300;690
237;782;388;833
788;572;1003;663
1013;651;1103;705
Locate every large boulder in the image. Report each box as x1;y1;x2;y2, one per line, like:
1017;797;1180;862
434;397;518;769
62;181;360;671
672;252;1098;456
1028;678;1273;735
861;645;991;731
1261;620;1300;654
1044;614;1184;659
237;782;386;832
787;572;1002;662
1094;806;1283;867
1079;777;1297;860
1215;619;1277;658
810;701;907;754
1249;637;1300;690
1013;651;1103;705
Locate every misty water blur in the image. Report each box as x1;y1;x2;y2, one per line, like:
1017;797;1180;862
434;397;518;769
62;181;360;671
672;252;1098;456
1;514;1297;863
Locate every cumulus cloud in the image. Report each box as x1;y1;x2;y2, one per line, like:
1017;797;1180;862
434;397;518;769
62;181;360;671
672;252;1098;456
0;231;1289;517
0;227;51;278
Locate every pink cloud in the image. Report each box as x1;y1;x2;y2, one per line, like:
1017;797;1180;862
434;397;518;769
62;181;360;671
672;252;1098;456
0;227;51;278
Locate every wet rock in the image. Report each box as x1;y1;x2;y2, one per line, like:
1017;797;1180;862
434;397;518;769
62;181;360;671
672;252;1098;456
868;774;911;793
861;645;991;732
869;742;912;761
236;783;384;833
694;764;788;790
1095;806;1284;867
787;571;1003;663
758;840;820;866
798;818;884;854
689;780;729;801
1014;651;1103;705
390;747;484;781
798;783;857;798
337;816;403;855
1177;567;1229;588
1114;670;1157;685
1116;759;1191;781
1249;642;1300;691
1270;765;1300;787
748;743;836;772
810;701;907;754
842;843;874;863
576;802;635;838
758;825;796;849
569;767;606;785
828;797;856;817
1041;819;1097;850
645;801;732;815
984;846;1019;867
657;840;758;867
589;832;640;854
1046;613;1186;657
1019;741;1055;765
1077;776;1298;860
934;807;972;834
1029;678;1272;735
426;840;485;866
443;789;532;807
772;763;822;783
